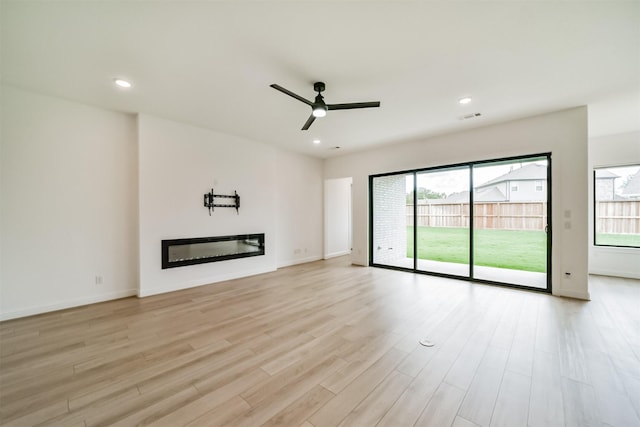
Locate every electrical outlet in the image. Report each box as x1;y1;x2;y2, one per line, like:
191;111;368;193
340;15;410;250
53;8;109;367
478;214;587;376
95;275;103;285
294;249;301;255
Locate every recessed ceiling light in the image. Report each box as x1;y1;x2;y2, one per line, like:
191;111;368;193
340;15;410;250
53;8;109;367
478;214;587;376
459;97;472;105
313;139;321;144
114;78;132;89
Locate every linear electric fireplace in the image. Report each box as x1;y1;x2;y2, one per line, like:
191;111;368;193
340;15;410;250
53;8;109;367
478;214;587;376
162;233;265;269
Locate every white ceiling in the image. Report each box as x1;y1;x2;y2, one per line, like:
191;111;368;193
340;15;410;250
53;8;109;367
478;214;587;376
2;1;639;158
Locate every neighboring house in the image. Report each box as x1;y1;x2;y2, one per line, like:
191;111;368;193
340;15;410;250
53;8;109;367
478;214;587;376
431;186;507;204
435;165;636;204
621;169;640;200
424;163;548;204
476;163;547;202
474;163;547;202
594;169;619;201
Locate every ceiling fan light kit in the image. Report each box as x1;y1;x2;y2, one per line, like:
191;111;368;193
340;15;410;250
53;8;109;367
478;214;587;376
312;104;327;118
270;81;380;130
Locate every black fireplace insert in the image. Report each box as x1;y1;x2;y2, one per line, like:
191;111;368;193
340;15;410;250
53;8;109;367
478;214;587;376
162;233;265;269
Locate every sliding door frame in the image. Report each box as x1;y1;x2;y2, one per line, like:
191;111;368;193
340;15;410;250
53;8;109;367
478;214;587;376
369;152;552;293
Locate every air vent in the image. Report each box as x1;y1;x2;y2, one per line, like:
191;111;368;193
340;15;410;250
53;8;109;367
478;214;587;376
459;113;482;120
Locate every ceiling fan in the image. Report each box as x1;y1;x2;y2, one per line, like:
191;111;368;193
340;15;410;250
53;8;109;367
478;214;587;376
270;81;380;130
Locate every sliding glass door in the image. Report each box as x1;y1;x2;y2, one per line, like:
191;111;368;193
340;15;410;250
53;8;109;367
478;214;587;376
414;167;470;276
370;153;551;292
472;157;549;289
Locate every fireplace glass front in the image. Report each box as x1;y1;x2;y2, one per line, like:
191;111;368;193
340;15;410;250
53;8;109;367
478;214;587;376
162;234;265;269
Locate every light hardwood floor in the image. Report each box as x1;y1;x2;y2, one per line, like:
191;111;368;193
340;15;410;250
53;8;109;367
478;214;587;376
1;257;639;426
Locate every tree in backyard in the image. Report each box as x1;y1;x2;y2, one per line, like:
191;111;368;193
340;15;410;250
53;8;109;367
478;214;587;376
406;187;447;203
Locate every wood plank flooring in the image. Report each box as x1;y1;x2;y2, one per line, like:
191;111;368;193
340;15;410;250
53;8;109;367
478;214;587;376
1;257;639;426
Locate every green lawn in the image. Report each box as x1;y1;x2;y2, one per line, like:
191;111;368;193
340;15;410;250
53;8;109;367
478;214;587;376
595;233;640;248
407;226;547;272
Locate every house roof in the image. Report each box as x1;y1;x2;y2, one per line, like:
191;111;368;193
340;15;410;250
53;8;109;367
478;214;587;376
595;169;620;179
476;164;547;188
432;186;507;204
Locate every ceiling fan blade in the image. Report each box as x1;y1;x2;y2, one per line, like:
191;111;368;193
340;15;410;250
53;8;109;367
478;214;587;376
270;84;313;106
301;114;316;130
328;101;381;110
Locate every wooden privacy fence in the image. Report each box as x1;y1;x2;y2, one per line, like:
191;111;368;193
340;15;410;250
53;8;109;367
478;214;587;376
595;200;640;234
408;200;640;233
407;202;547;231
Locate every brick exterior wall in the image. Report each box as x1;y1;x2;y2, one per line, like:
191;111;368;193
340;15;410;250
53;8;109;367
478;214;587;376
372;175;408;264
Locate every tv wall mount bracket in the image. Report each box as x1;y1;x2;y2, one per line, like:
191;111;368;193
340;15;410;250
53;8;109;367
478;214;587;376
203;189;240;215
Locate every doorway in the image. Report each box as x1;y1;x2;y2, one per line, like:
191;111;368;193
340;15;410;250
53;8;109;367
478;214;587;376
325;177;352;259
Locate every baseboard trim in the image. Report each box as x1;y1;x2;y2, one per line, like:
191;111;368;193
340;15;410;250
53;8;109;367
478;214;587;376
324;250;351;259
0;289;138;321
277;255;322;268
588;269;640;280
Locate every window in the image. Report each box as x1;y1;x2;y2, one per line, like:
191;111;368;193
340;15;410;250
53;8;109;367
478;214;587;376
535;181;543;192
511;183;519;192
594;164;640;248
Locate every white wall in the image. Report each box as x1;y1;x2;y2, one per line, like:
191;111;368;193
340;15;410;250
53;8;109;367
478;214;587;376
325;107;590;300
275;150;323;267
0;88;325;318
3;85;595;316
589;131;640;279
324;177;352;259
138;114;279;296
1;85;138;320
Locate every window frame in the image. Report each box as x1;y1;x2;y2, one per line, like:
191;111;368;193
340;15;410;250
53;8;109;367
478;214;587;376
593;165;640;249
369;152;552;293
